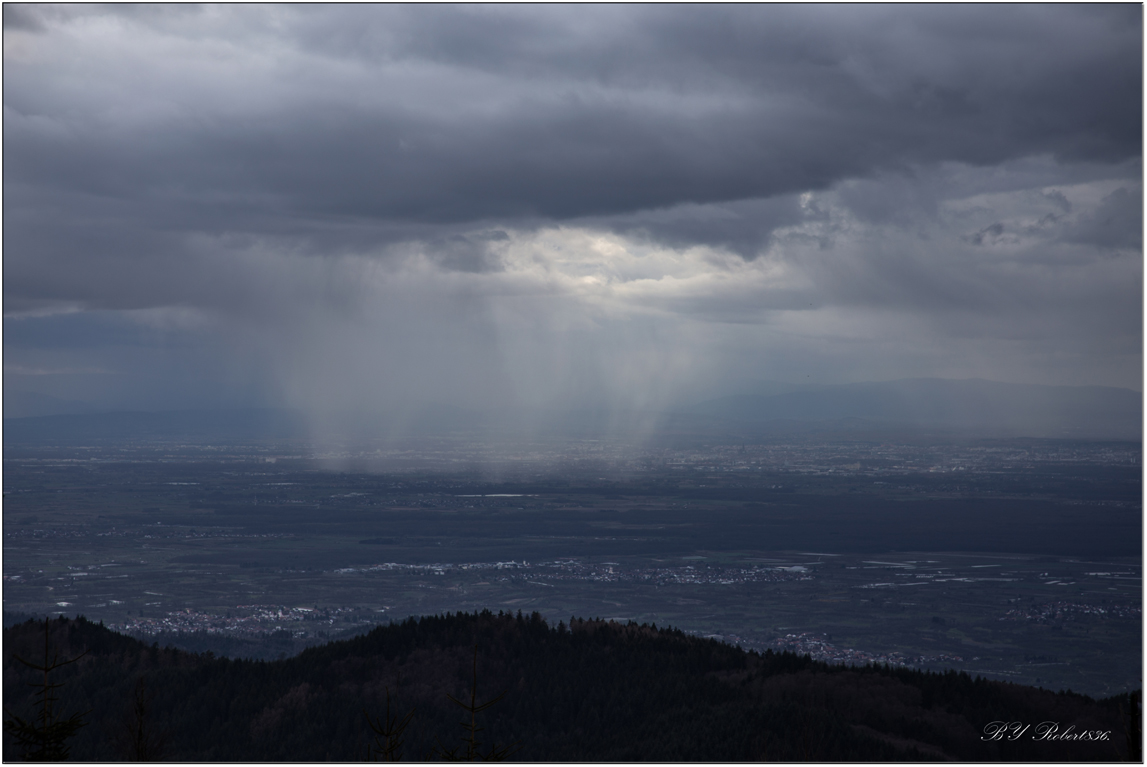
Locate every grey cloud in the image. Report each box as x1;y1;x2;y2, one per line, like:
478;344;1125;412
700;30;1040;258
2;4;47;32
968;223;1006;247
1043;190;1072;214
833;172;942;228
630;288;821;326
764;168;1140;342
583;196;808;259
1063;186;1143;250
424;231;509;274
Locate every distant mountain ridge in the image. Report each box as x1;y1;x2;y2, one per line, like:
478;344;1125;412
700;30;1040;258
2;408;310;444
686;378;1142;440
3;378;1140;444
0;405;495;445
3;390;102;419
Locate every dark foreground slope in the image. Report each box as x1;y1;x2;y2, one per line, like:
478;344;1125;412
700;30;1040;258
3;614;1137;761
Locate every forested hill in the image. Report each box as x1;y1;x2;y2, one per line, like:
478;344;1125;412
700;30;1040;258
3;613;1137;761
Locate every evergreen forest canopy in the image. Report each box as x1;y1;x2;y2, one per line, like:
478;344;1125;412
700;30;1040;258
2;612;1138;761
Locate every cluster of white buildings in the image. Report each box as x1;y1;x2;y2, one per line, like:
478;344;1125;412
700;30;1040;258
108;604;364;638
770;631;964;668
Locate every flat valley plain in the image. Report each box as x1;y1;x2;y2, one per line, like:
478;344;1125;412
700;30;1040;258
3;437;1140;698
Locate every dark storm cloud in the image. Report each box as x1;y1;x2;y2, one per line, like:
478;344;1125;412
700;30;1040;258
4;5;1139;247
3;5;1141;416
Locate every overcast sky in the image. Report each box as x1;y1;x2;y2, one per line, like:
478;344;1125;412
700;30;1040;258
4;4;1142;423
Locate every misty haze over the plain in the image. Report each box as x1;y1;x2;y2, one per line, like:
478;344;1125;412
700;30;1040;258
4;5;1141;441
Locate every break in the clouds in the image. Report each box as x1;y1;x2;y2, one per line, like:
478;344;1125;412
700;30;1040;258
3;4;1142;422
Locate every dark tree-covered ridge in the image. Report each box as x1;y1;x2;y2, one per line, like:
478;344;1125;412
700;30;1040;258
2;612;1137;761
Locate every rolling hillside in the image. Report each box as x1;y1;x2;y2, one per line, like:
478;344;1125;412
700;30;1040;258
3;612;1136;761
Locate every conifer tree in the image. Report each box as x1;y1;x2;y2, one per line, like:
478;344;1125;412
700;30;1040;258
4;619;89;761
113;675;168;761
365;687;415;762
434;646;520;762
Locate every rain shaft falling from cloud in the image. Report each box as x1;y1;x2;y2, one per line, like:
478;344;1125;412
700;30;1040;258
3;4;1141;439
